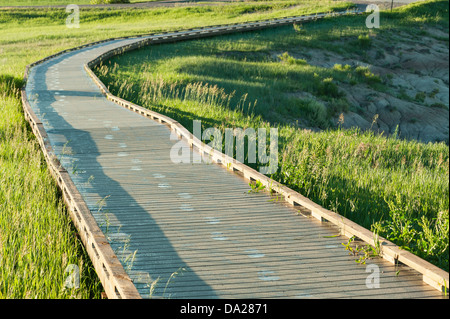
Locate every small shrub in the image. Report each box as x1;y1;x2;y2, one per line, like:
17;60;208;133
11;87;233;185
428;88;440;98
293;23;306;34
430;102;447;109
278;52;307;65
357;34;372;49
354;66;382;84
333;63;352;72
316;77;342;99
415;91;426;103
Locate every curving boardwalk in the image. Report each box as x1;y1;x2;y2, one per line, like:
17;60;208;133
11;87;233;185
23;16;447;299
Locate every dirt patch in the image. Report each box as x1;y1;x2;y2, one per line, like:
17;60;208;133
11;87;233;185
283;25;449;143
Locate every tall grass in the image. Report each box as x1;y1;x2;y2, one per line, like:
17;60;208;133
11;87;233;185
0;89;103;298
95;0;450;271
277;128;449;269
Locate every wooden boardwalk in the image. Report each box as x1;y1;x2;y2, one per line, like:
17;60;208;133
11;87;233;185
22;14;448;299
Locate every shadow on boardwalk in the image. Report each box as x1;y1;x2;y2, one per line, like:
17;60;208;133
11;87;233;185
29;55;218;299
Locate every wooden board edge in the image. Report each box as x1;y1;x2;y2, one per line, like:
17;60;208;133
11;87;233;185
20;85;141;299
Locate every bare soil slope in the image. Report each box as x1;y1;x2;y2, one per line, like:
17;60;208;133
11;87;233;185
291;25;449;143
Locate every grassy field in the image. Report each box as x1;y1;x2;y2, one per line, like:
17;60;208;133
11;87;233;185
0;0;355;298
94;0;450;271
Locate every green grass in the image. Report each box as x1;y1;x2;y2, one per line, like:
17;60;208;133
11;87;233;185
0;91;103;298
96;33;374;129
95;0;450;271
0;0;354;298
0;0;159;5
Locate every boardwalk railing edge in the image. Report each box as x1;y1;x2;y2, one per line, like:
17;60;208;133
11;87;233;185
20;10;449;298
